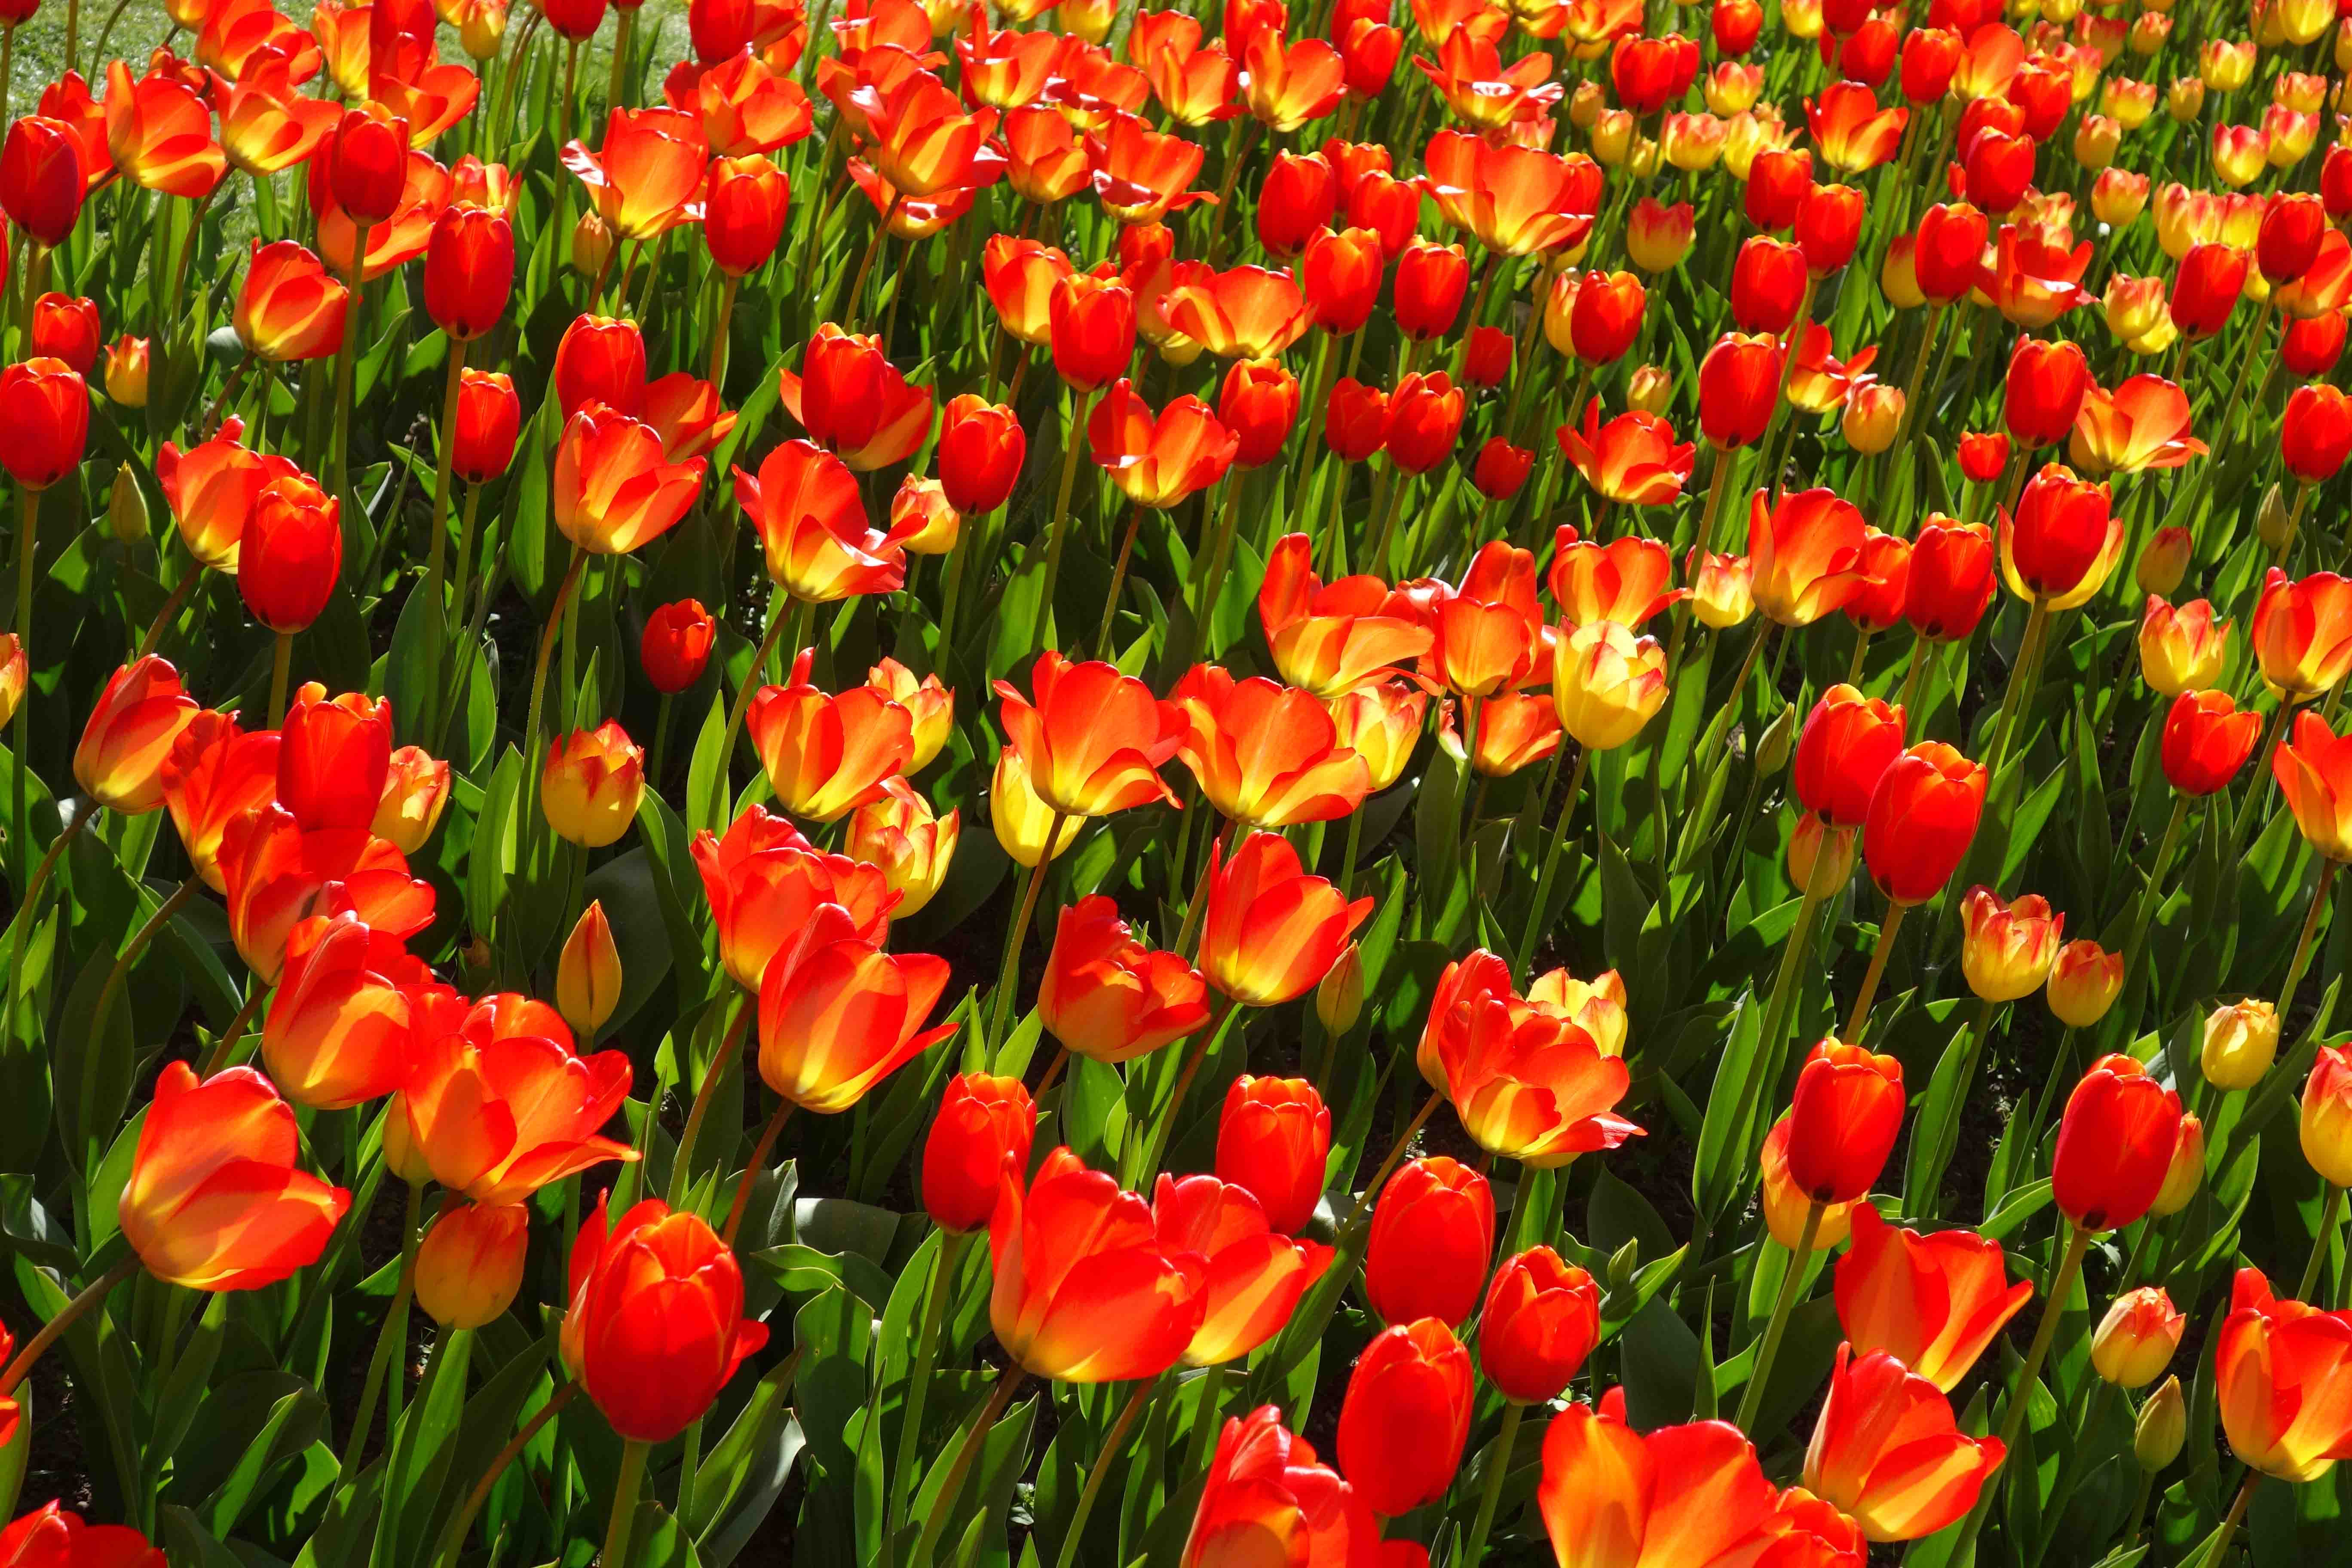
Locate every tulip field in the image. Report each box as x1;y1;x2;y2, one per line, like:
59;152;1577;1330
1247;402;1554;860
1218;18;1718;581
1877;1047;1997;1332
17;0;2352;1564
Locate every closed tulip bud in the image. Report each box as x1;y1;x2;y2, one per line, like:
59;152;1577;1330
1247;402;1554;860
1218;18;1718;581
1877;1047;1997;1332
2162;690;2262;797
2137;526;2192;597
1626;198;1695;273
1784;1040;1903;1204
572;210;615;279
1366;1157;1493;1327
2137;1376;2187;1470
0;636;21;731
567;1200;768;1442
1754;701;1798;774
1627;363;1672;413
542;720;645;847
1336;1319;1473;1519
2302;1044;2352;1185
2046;939;2122;1026
641;598;715;694
990;745;1084;867
453;370;521;484
239;474;343;634
556;901;622;1038
1788;811;1854;895
2202;998;2280;1090
923;1073;1035;1233
105;461;147;545
1843;383;1904;453
1394;241;1469;340
1686;548;1754;627
2055;1054;2184;1231
2152;1115;2205;1214
374;745;451;854
2092;168;2150;228
415;1203;529;1329
2091;1287;2187;1388
1960;887;2064;1001
2139;597;2231;695
328;105;407;225
1315;941;1364;1035
1478;1249;1600;1403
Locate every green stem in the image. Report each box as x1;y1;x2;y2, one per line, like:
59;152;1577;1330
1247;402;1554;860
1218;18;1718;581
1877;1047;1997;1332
1946;1222;2095;1559
885;1231;973;1555
1515;746;1591;971
1050;1380;1156;1568
908;1371;1026;1568
1844;902;1906;1043
336;1182;423;1483
986;812;1066;1051
328;235;371;496
197;983;270;1075
1028;386;1098;658
133;560;204;662
1456;1402;1527;1568
432;1383;578;1568
1129;997;1240;1187
11;483;36;897
603;1439;652;1568
699;597;803;832
2300;1185;2343;1301
1180;1362;1226;1481
667;998;754;1206
267;630;294;728
1734;1199;1823;1433
0;1255;138;1395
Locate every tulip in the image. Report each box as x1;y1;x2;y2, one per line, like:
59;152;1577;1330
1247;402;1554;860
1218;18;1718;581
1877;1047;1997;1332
1039;895;1211;1064
2283;384;2352;481
216;802;435;983
2302;1044;2352;1185
1214;1075;1328;1234
1153;1174;1332;1364
641;599;716;694
1199;831;1373;1007
2253;569;2352;697
1834;1207;2031;1391
1331;680;1427;791
1781;1041;1902;1205
996;651;1184;819
705;153;791;276
1626;197;1695;272
561;107;711;243
74;655;201;814
103;337;150;406
2202;996;2281;1091
844;778;958;917
1698;332;1781;449
2000;463;2120;608
1749;487;1866;626
27;294;95;374
690;805;895;990
2153;1115;2207;1217
1913;203;1989;301
159;712;280;893
452;369;521;483
2172;241;2250;338
260;912;431;1110
236;241;350;364
103;61;226;199
1171;665;1370;827
414;1203;529;1329
542;720;645;847
1384;371;1465;476
1556;403;1695;508
2054;1054;2184;1231
1090;381;1241;506
2003;337;2092;449
119;1063;350;1290
2071;376;2205;475
372;746;450;858
1335;1319;1473;1518
1747;146;1815;229
1393;240;1469;340
1795;683;1906;827
1478;1249;1599;1403
738;439;906;603
237;474;341;634
1182;1408;1381;1568
555;900;622;1040
2285;313;2349;379
2046;939;2123;1027
1461;328;1511;390
1547;533;1686;627
2163;689;2261;797
1730;236;1808;334
0;116;86;246
567;1198;768;1443
554;404;705;556
0;358;85;491
1302;225;1383;334
777;324;934;472
989;1146;1208;1381
2091;1287;2187;1388
744;661;914;824
1959;887;2063;1001
1050;271;1137;391
422;205;513;343
991;745;1087;868
2139;597;2230;695
1256;535;1432;699
2216;1267;2352;1481
1804;1346;2006;1540
921;1074;1035;1236
1363;1155;1493;1329
937;395;1027;517
554;314;649;416
754;903;954;1115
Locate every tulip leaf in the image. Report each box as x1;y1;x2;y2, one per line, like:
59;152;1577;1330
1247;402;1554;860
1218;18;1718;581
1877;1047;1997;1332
1689;983;1765;1224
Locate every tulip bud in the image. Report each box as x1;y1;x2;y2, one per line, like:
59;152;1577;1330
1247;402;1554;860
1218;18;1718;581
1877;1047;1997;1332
1788;812;1855;896
104;336;150;407
374;745;452;854
542;720;645;848
2260;484;2297;553
2150;1115;2204;1215
1755;703;1798;774
572;210;615;279
2303;1044;2352;1185
1315;941;1364;1034
1842;384;1904;454
0;635;24;732
460;0;508;58
2136;526;2192;597
2202;997;2280;1090
2091;1286;2186;1388
1960;888;2063;1001
2136;1375;2187;1470
106;462;147;545
557;901;622;1039
922;1073;1036;1233
415;1203;529;1329
2047;939;2123;1026
1606;1235;1640;1292
1627;364;1672;413
2167;77;2205;121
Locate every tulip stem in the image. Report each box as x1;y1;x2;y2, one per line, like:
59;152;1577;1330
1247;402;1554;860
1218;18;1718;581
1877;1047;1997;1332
720;1098;796;1248
708;276;739;389
1515;745;1591;973
667;996;755;1208
1180;1362;1226;1482
432;1381;578;1568
1367;466;1410;577
0;1254;137;1398
602;1439;651;1568
6;805;89;1055
10;481;36;898
516;547;590;874
1029;387;1098;658
845;196;903;333
1893;302;1947;461
2184;1470;2260;1568
2276;861;2338;1033
986;812;1066;1053
1183;475;1248;670
267;629;294;729
2300;1184;2343;1301
1844;902;1906;1044
133;561;204;662
2272;479;2315;570
909;1369;1027;1568
1733;1197;1822;1434
425;339;468;628
77;879;196;1168
1091;504;1145;659
1982;596;2052;784
1338;1089;1444;1235
1130;996;1238;1188
328;227;372;499
698;595;802;833
1694;445;1737;554
336;1182;423;1484
1050;1378;1155;1568
1734;847;1834;1197
1948;1220;2094;1561
2231;697;2297;853
197;982;272;1076
1457;1400;1526;1568
883;1230;972;1564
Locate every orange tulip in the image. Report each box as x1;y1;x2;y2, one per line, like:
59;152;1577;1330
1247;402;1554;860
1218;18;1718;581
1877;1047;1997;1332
1998;463;2123;609
389;997;637;1204
553;403;707;555
1084;111;1213;223
1833;1206;2031;1392
1749;486;1867;626
1086;379;1240;508
103;59;226;198
565;1198;769;1442
989;1145;1208;1381
1256;535;1431;698
563;107;710;240
853;70;999;196
1547;532;1687;627
1804;1346;2006;1541
681;50;815;156
2070;374;2205;475
1240;28;1345;131
691;803;897;990
155;418;296;571
1164;264;1313;361
737;438;907;603
994;651;1185;818
1331;679;1428;791
845;777;959;916
1426;539;1545;698
119;1063;349;1290
214;802;436;982
414;1202;528;1330
1414;32;1561;133
541;720;645;847
1152;1174;1332;1365
1200;830;1374;1006
73;655;201;814
218;59;342;176
754;902;954;1113
2252;567;2352;697
2217;1266;2352;1481
311;145;456;280
1419;949;1638;1167
776;322;934;472
1421;129;1598;255
1037;893;1211;1063
2273;710;2352;862
1335;1318;1473;1518
260;913;433;1111
1170;665;1372;827
1182;1408;1382;1568
1555;399;1696;507
1808;79;1907;172
746;649;916;822
235;239;353;366
160;711;280;893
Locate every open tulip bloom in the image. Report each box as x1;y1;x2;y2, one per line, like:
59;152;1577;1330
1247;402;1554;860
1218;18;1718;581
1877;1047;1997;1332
4;4;2351;1566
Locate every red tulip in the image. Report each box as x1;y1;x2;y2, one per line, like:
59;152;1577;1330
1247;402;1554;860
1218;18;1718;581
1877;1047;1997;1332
1364;1155;1492;1327
1335;1318;1473;1518
2162;689;2261;796
2002;337;2092;449
2053;1054;2184;1231
1794;682;1906;826
1863;741;1988;904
